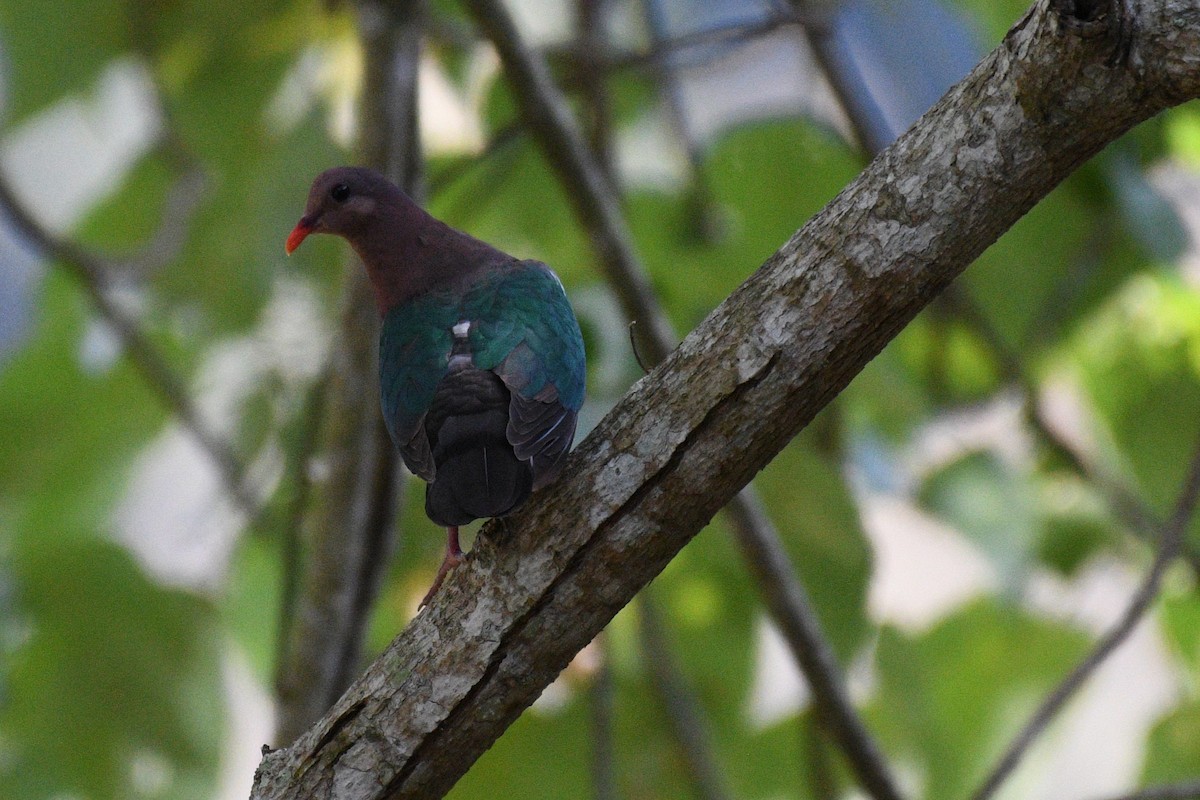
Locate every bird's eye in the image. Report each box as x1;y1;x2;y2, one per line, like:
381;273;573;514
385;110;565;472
330;184;351;203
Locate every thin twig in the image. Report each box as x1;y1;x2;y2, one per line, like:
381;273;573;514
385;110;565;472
461;3;905;799
971;431;1200;800
938;285;1200;576
727;486;904;800
589;633;620;800
0;173;258;517
627;321;649;374
585;8;808;74
575;0;617;179
638;0;720;245
638;596;736;800
1091;780;1200;800
463;0;677;362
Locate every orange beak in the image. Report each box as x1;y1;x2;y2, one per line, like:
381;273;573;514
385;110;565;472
285;219;314;255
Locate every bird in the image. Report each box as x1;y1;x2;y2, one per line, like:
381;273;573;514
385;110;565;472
286;166;586;606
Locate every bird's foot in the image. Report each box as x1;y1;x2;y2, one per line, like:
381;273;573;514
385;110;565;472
420;527;465;608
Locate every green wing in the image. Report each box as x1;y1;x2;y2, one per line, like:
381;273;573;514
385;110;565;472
379;292;458;480
467;261;586;487
466;261;586;410
378;260;586;486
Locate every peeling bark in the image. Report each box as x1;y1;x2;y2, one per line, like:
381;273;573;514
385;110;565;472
251;1;1200;797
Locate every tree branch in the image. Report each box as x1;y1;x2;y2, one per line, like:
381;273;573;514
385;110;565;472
971;429;1200;800
570;8;808;75
1092;780;1200;800
638;596;735;800
588;633;619;800
465;1;904;797
0;173;258;517
467;0;678;363
251;1;1200;797
272;0;421;746
726;487;900;800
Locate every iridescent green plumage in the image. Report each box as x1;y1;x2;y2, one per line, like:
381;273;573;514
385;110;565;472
379;259;585;494
289;165;585;603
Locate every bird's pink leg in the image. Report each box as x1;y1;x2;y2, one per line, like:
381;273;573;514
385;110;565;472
421;526;465;607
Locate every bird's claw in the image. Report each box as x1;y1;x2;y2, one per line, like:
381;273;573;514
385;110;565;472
419;544;466;609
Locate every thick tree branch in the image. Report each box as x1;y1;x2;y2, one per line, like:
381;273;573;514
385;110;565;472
251;1;1200;797
467;1;903;796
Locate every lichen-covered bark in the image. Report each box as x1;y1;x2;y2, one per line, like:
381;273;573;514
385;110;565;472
251;1;1200;797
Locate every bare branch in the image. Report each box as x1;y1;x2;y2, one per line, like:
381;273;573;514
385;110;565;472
586;9;808;75
787;0;893;153
726;486;902;800
464;1;904;797
272;0;421;745
972;429;1200;800
638;596;736;800
1092;780;1200;800
250;1;1200;797
0;173;258;517
588;633;619;800
465;0;677;363
574;0;617;180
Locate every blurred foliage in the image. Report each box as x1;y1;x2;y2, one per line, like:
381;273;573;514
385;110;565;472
2;0;1200;799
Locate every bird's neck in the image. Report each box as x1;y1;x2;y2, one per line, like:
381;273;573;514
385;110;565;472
350;202;505;315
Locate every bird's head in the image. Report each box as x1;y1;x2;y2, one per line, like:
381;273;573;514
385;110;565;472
285;166;402;254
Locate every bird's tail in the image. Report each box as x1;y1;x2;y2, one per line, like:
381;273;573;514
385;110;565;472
425;408;532;527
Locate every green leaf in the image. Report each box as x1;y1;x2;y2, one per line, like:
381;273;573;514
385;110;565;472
1165;104;1200;170
871;599;1090;800
0;0;126;121
222;535;283;680
965;166;1142;352
1070;276;1200;530
1035;476;1120;576
630;118;862;333
1160;589;1200;676
0;271;165;539
1141;702;1200;785
1;538;222;800
918;450;1037;585
450;688;593;800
